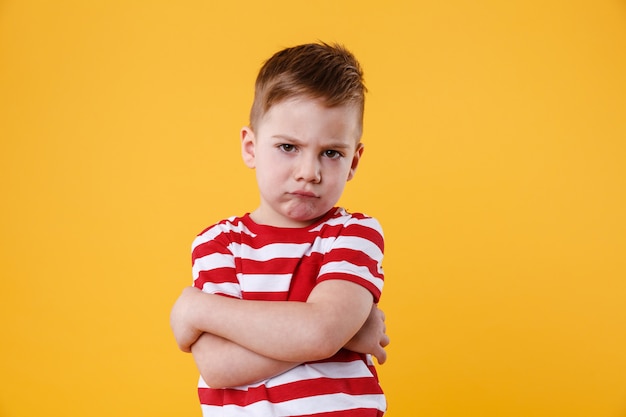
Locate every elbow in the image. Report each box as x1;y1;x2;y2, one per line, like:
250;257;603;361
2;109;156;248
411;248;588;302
197;358;244;389
200;371;232;390
197;362;224;389
195;351;262;389
196;358;250;389
193;338;239;389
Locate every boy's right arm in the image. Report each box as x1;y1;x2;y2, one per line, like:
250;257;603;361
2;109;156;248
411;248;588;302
176;298;388;389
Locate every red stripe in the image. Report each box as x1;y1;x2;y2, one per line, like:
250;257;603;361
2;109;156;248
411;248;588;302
199;351;382;407
192;231;238;259
194;267;238;287
193;212;383;253
317;272;382;302
199;376;383;407
340;223;384;252
322;248;384;278
241;291;289;301
243;226;342;246
240;257;302;274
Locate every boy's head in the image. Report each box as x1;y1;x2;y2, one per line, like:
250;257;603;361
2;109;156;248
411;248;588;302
241;42;368;228
249;42;367;137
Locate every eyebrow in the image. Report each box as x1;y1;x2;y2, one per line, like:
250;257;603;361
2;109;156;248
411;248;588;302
271;134;353;150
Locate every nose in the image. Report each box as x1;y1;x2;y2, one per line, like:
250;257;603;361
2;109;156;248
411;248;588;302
295;155;321;183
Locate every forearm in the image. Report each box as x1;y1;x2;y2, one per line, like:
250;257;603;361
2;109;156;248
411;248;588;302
192;332;299;389
189;295;336;362
181;281;373;362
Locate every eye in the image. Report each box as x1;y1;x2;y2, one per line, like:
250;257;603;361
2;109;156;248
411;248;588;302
279;144;297;153
323;150;343;159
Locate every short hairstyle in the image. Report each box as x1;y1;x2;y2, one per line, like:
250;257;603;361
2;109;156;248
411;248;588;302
249;42;367;135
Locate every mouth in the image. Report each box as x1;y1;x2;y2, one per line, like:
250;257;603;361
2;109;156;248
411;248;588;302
290;190;319;198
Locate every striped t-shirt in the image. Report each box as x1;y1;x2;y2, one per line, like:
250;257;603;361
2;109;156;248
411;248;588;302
191;207;386;416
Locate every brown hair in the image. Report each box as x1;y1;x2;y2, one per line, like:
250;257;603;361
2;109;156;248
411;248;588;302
249;42;367;135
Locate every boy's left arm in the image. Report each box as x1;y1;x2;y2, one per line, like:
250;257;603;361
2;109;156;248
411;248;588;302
171;296;388;389
190;331;299;389
171;279;377;363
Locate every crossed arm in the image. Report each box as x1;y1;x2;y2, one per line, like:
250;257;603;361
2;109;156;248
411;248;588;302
170;279;389;388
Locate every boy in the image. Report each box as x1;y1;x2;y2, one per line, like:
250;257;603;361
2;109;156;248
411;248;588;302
170;42;389;416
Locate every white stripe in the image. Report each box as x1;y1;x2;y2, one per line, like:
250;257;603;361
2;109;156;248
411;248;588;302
201;394;386;417
192;252;235;279
265;359;375;388
192;212;382;255
238;273;292;293
330;236;383;264
192;217;256;249
319;261;384;291
355;217;384;235
308;208;354;231
228;235;381;262
228;242;311;261
309;210;382;234
191;217;238;248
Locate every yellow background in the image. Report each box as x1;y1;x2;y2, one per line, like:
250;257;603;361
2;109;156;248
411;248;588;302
1;1;625;416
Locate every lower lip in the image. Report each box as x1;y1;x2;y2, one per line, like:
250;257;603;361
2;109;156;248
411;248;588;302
291;192;317;198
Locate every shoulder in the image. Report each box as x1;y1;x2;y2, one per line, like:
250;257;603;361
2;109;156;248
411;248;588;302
196;215;249;236
325;207;384;236
191;214;254;252
315;208;384;251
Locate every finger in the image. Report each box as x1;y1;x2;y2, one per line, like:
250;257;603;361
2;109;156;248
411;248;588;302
381;334;390;347
375;347;387;365
376;307;385;322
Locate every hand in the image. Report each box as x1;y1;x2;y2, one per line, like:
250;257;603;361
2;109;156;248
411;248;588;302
344;304;390;364
170;286;204;352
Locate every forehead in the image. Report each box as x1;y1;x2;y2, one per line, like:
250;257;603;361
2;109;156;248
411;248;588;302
257;97;362;143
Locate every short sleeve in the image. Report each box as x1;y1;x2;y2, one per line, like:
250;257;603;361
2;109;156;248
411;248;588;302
191;223;242;299
317;215;385;302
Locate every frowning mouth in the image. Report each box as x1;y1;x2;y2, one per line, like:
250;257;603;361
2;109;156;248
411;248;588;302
290;190;319;198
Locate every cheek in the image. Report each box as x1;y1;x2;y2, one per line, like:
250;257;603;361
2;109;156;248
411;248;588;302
256;160;289;185
325;170;349;192
259;150;290;170
327;162;352;182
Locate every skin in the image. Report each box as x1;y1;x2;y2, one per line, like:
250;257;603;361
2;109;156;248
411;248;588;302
241;96;364;227
170;96;389;388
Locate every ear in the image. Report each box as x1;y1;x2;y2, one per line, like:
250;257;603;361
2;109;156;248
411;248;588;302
241;127;256;169
347;142;364;181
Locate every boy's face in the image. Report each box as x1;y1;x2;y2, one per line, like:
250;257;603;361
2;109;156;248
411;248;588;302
241;97;364;228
